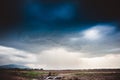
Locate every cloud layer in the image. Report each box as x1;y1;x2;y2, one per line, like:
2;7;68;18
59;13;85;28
0;46;36;65
0;24;120;69
0;45;120;69
0;0;120;69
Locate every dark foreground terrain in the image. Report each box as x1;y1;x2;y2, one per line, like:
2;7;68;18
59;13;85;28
0;69;120;80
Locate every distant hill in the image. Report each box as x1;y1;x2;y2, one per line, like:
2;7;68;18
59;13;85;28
0;64;29;69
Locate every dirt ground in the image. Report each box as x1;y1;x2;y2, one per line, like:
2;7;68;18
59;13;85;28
0;69;120;80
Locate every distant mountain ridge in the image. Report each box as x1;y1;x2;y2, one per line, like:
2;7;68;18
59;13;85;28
0;64;29;69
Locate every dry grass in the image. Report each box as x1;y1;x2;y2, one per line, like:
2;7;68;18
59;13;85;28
0;69;120;80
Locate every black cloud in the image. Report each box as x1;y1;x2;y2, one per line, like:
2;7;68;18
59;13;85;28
0;0;120;52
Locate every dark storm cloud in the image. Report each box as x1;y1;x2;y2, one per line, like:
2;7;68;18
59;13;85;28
0;0;120;52
1;0;120;69
1;0;120;27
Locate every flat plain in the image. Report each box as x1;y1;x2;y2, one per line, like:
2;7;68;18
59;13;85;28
0;69;120;80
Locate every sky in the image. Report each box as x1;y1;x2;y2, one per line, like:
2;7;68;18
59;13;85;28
0;0;120;69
